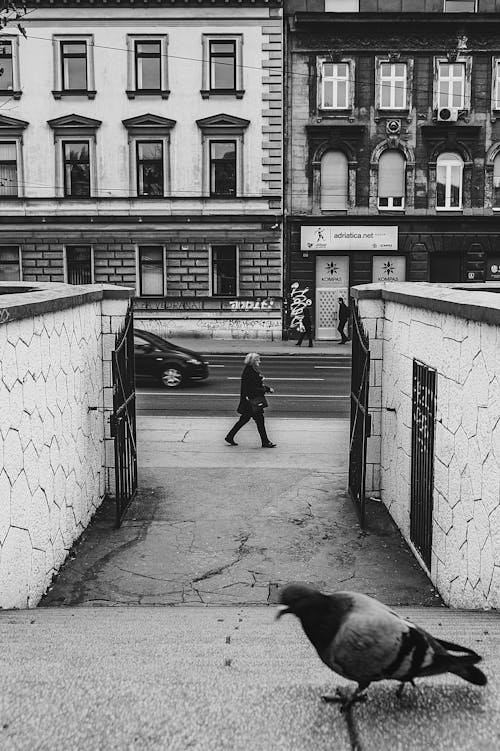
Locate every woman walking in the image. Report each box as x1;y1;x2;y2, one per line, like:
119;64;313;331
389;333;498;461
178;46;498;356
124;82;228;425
225;352;276;448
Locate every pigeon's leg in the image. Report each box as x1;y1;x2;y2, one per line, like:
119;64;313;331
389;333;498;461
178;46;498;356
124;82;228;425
396;679;416;699
322;683;369;710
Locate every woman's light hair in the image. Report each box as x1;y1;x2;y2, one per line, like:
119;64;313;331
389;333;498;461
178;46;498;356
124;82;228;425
244;352;261;366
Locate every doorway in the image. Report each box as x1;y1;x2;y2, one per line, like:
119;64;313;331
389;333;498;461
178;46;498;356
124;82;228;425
315;255;349;340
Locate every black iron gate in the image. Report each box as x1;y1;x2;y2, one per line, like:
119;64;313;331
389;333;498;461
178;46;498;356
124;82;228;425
111;304;137;527
410;360;436;569
348;302;371;527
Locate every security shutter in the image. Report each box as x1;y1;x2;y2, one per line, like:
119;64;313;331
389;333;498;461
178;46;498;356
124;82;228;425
321;150;348;210
378;150;405;199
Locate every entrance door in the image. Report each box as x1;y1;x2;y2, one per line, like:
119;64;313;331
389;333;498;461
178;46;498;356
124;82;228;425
430;253;462;283
315;256;349;340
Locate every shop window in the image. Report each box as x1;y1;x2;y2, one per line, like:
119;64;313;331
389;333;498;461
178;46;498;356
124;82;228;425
437;62;465;109
212;245;237;296
378;150;405;210
52;35;95;99
0;141;18;196
65;245;92;284
210;140;236;197
126;35;169;99
321;150;348;210
436;151;463;209
0;245;20;280
138;246;165;296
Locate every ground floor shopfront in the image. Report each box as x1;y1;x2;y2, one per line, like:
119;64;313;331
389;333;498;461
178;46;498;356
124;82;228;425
286;216;500;341
0;216;283;339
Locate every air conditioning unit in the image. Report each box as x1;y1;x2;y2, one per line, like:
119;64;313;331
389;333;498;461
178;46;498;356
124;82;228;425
386;119;401;135
437;107;459;122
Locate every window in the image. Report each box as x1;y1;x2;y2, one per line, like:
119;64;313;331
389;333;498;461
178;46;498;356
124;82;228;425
494;154;500;208
437;62;465;108
212;246;237;296
135;41;161;91
378;151;406;209
321;151;348;210
0;246;20;280
210;40;236;92
201;35;244;99
0;142;18;196
210;140;236;197
65;245;92;284
444;0;476;10
52;35;95;99
379;63;407;110
126;35;169;99
436;152;463;209
136;141;163;197
325;0;359;8
63;141;90;197
321;62;350;109
0;40;13;92
492;60;500;110
138;246;165;296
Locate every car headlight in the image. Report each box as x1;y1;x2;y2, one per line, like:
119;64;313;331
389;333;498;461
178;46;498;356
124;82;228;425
186;358;203;365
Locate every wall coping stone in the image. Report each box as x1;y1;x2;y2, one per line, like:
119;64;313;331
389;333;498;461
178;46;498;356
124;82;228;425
0;282;132;324
352;282;500;327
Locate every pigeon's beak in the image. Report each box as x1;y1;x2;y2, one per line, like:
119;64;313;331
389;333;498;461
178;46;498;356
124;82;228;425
275;605;290;620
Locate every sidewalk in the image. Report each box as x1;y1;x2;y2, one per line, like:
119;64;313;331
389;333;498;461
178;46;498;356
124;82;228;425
167;336;351;356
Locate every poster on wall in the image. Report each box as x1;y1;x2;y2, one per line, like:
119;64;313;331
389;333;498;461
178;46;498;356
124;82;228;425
372;256;406;283
315;256;349;341
302;225;398;252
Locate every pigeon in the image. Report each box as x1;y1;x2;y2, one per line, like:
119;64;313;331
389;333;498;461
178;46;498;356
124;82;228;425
277;584;487;708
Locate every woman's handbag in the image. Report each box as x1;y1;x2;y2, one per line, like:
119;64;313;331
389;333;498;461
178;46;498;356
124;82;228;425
247;396;268;412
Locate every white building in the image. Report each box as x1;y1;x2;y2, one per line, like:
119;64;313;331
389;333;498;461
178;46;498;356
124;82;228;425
0;0;283;338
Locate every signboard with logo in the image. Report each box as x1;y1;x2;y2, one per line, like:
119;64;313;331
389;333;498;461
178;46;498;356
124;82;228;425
486;257;500;281
302;225;398;252
315;256;349;340
372;256;406;283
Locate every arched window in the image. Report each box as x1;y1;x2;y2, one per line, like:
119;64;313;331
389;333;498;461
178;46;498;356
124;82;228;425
320;150;348;210
494;153;500;208
378;150;405;209
436;151;463;209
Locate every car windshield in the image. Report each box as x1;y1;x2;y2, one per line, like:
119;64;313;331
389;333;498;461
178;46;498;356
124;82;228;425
136;330;173;349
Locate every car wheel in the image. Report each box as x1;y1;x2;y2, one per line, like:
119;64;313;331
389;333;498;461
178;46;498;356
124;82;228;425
160;365;185;388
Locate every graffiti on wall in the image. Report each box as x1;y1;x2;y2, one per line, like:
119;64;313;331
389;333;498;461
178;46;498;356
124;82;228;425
229;299;276;311
290;282;312;332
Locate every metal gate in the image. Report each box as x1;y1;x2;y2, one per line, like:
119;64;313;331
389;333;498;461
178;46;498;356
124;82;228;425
111;304;137;527
348;302;371;527
410;360;436;569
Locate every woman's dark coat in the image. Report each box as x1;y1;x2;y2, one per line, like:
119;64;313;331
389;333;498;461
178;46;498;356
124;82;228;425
237;364;270;415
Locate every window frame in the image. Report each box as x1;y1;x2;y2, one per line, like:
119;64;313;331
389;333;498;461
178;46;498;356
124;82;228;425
377;150;406;211
209;139;237;197
436;152;464;211
196;114;249;199
434;56;471;113
320;149;349;211
0;139;22;198
122;114;175;198
136;139;164;198
60;40;88;93
210;244;239;297
64;245;94;285
61;139;91;198
492;58;500;114
126;34;169;99
201;34;244;99
0;244;21;281
317;56;355;116
444;0;477;11
375;56;412;114
0;36;21;99
52;35;95;100
209;39;237;93
136;245;166;297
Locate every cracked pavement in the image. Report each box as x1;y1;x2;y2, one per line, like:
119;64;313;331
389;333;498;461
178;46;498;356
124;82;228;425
41;416;440;608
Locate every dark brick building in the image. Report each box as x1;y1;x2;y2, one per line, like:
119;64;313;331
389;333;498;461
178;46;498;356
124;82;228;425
285;0;500;340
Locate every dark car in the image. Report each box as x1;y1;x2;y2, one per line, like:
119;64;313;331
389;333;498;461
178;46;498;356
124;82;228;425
133;328;209;388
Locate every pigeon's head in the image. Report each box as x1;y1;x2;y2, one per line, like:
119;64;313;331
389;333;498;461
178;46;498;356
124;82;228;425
276;584;322;620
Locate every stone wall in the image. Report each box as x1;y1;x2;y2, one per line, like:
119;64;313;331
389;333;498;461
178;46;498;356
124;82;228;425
353;282;500;609
0;282;131;609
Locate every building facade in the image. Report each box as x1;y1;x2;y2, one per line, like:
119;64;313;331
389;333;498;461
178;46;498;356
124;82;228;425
0;0;283;339
285;0;500;340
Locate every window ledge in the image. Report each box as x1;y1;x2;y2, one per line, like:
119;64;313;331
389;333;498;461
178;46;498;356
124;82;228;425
378;207;405;212
0;90;22;100
52;90;97;100
435;207;463;212
126;89;170;100
200;89;245;100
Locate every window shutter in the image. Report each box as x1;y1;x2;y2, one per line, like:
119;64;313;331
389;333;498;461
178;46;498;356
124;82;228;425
494;154;500;189
378;150;405;198
321;150;348;210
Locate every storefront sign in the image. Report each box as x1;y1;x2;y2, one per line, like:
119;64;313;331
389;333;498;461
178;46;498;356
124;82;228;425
301;225;398;252
486;258;500;281
372;256;406;283
315;256;349;288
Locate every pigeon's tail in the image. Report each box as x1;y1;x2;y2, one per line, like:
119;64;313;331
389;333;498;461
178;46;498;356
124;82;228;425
448;658;487;686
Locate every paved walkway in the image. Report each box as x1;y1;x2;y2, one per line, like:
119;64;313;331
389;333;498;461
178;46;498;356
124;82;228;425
163;336;351;356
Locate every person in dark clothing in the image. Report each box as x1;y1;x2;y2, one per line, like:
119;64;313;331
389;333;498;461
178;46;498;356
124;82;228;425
225;352;276;448
338;297;350;344
296;305;313;347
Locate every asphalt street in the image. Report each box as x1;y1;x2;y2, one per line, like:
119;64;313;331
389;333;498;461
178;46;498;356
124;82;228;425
135;353;351;417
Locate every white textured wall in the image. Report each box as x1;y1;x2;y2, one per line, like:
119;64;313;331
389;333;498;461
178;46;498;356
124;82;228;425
357;287;500;610
135;314;282;340
0;288;129;609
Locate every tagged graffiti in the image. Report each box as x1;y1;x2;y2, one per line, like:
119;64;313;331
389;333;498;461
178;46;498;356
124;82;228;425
0;308;10;324
229;299;275;311
290;282;312;331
